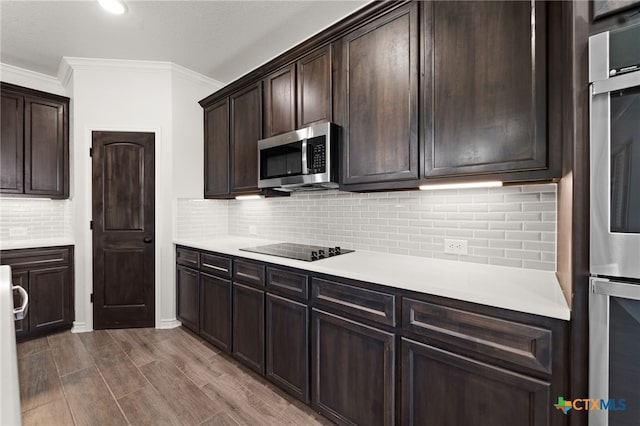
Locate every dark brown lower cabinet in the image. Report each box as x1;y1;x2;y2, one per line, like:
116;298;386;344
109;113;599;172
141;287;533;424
401;338;550;426
200;272;232;352
29;266;72;334
232;282;265;374
311;309;395;426
1;246;74;341
176;265;199;333
266;293;309;403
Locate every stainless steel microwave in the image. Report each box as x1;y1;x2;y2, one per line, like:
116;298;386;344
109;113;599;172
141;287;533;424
258;122;339;191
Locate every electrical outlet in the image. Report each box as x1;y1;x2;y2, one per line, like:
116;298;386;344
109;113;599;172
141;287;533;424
249;225;257;235
444;238;468;255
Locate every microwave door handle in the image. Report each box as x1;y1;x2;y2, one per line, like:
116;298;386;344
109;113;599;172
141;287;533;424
301;139;309;175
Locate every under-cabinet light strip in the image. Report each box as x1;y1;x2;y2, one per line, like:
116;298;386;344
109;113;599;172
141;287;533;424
235;195;265;200
419;181;503;191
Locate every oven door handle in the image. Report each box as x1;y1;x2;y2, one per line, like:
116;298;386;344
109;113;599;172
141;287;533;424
592;278;640;301
592;70;640;95
12;285;28;321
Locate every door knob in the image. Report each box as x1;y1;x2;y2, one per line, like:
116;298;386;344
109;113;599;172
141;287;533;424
143;237;153;243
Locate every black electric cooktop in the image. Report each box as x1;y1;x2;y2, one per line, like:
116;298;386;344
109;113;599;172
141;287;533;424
240;242;354;262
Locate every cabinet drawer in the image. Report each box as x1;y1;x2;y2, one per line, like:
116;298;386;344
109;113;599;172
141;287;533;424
176;247;200;269
266;267;308;300
311;278;396;327
201;253;232;278
402;298;552;374
0;246;70;270
234;259;265;287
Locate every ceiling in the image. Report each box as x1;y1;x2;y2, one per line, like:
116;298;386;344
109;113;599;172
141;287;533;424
0;0;368;84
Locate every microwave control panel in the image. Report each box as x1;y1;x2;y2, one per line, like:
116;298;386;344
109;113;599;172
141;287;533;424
308;136;326;174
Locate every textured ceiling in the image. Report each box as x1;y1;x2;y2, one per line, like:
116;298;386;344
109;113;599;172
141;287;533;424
0;0;368;84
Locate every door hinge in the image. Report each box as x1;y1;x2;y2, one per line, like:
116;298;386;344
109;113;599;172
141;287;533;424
89;220;93;230
89;147;93;157
90;293;94;303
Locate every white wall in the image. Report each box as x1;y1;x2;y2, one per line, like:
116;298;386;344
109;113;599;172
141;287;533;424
59;58;219;332
172;65;223;198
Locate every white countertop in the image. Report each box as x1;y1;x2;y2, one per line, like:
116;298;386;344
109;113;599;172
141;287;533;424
0;238;75;251
175;236;571;321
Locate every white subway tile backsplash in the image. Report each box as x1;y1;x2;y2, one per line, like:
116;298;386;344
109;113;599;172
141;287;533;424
506;249;541;260
174;183;557;272
0;198;72;242
506;231;541;241
175;199;228;240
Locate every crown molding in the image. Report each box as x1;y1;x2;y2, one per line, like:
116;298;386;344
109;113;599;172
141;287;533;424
171;62;223;90
0;62;67;96
59;57;222;90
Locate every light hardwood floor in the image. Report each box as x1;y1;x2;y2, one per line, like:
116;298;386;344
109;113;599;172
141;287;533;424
17;327;332;426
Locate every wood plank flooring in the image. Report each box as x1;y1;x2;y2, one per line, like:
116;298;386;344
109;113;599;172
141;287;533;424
17;327;332;426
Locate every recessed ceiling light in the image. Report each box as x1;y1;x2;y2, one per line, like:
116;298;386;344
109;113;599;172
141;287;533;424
98;0;127;15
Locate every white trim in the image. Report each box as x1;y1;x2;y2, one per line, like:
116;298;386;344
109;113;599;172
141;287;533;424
171;62;224;89
0;62;67;96
71;322;91;333
57;60;73;89
158;319;181;329
79;125;165;332
60;57;222;88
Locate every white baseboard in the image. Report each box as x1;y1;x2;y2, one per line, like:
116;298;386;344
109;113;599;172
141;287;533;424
71;322;92;333
157;318;181;329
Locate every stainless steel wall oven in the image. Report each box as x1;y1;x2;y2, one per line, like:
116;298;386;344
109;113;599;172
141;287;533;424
589;22;640;426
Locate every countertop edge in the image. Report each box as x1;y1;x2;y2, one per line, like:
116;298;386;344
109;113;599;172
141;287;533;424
0;238;75;251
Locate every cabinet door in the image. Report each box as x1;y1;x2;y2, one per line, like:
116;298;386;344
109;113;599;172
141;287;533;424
232;282;265;374
401;338;550;426
176;265;199;333
24;95;67;197
311;309;395;426
340;2;419;186
231;83;262;194
200;272;232;352
264;64;296;137
204;99;230;198
0;89;24;194
266;293;309;403
426;1;548;177
12;271;29;338
297;45;332;127
29;266;72;333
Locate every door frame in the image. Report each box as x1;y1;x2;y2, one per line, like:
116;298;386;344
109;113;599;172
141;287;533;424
74;125;173;332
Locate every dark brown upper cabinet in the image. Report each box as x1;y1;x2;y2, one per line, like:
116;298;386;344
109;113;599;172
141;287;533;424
1;82;69;198
1;89;24;194
202;83;262;198
200;1;563;195
423;1;561;180
337;2;420;188
297;45;333;128
231;82;262;194
263;45;333;138
204;98;230;198
264;64;296;137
